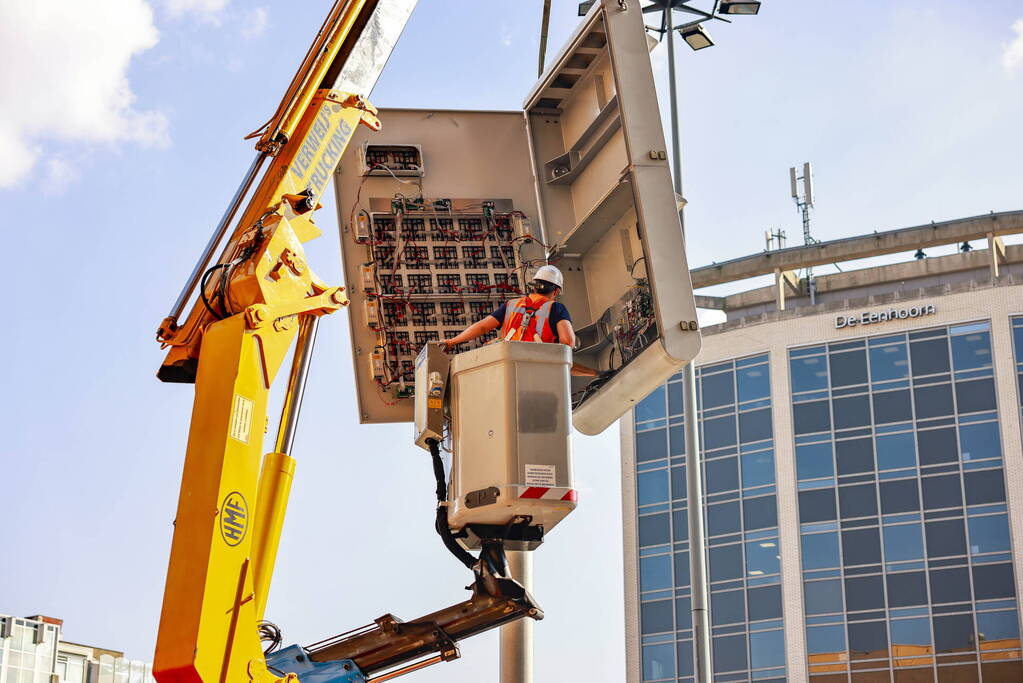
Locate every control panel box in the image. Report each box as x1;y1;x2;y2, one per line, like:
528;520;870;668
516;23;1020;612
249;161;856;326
335;0;701;433
358;143;424;177
413;341;450;450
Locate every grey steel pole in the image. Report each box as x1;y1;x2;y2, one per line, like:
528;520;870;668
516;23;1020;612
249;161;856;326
683;363;711;682
275;315;320;455
499;551;533;683
666;20;712;683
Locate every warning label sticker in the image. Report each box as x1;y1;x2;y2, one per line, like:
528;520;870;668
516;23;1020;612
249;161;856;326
229;394;253;444
525;464;556;487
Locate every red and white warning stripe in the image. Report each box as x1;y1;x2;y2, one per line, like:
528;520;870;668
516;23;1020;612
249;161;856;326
516;486;578;502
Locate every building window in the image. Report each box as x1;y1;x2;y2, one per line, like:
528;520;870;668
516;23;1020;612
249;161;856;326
642;642;675;681
791;321;1022;679
57;653;87;683
634;353;786;681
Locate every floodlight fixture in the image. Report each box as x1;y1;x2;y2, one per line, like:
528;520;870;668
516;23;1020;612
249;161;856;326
719;0;761;15
680;24;714;50
914;249;926;260
578;1;595;16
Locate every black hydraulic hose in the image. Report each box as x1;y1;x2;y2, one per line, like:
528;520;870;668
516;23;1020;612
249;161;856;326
428;438;447;502
426;439;476;570
480;541;509;577
435;506;476;570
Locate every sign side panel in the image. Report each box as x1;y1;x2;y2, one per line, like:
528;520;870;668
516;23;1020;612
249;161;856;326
603;1;700;364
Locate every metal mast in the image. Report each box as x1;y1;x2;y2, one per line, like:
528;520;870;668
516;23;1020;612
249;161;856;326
790;162;816;303
642;2;762;680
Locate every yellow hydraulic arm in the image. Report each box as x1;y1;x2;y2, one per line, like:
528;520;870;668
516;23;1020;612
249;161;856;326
152;2;382;682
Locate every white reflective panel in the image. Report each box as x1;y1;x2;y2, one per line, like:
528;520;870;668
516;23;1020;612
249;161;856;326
113;657;129;683
129;659;147;683
525;0;700;434
98;654;115;683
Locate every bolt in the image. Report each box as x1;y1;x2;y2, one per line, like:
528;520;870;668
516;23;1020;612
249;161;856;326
331;290;347;304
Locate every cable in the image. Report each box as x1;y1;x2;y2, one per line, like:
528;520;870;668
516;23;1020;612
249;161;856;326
429;438;447;502
427;439;477;571
199;263;232;320
628;255;646;278
372;162;421;187
258;621;283;656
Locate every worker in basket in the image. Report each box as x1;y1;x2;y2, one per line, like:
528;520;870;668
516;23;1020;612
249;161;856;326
442;264;598;377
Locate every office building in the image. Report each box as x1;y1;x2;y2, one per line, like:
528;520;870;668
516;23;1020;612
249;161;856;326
0;614;154;683
622;211;1023;682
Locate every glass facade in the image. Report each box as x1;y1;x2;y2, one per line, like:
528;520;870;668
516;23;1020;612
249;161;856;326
0;617;59;683
93;655;154;683
635;354;787;682
0;616;156;683
631;316;1023;683
791;322;1022;681
1013;316;1023;416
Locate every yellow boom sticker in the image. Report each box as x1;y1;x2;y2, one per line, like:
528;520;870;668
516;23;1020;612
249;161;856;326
229;394;253;444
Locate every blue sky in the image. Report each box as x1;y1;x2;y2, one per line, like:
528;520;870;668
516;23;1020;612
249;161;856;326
2;1;1022;681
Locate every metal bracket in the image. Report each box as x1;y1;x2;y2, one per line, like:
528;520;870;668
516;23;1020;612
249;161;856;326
328;92;382;132
245;287;349;329
465;487;500;509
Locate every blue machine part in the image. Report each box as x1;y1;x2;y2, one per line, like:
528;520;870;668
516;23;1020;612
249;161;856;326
265;645;367;683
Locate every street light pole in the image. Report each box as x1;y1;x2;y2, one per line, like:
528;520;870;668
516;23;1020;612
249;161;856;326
665;20;712;683
500;552;534;683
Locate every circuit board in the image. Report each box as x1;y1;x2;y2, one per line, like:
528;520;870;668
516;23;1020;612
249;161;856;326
350;197;540;400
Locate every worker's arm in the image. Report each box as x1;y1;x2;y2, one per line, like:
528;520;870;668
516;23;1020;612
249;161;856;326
556;319;576;348
443;315;501;348
557;319;598;377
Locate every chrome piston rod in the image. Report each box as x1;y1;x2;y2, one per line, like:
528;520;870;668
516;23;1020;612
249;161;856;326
163;152;267;329
276;315;320;455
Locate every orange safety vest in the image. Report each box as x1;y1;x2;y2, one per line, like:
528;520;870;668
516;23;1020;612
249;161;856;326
500;295;558;343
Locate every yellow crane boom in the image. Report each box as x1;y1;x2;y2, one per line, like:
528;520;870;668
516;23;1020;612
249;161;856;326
153;2;383;681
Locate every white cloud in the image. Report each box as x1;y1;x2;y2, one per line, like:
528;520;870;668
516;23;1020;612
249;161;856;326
166;0;229;23
500;23;513;48
240;7;268;40
1003;18;1023;74
0;1;168;189
44;158;78;194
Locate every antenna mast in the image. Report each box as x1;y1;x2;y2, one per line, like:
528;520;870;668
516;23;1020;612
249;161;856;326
789;162;817;303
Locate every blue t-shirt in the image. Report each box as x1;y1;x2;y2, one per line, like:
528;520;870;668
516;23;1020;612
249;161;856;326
489;297;571;343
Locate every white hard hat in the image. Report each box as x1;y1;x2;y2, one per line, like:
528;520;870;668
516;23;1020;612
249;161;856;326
533;264;564;290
